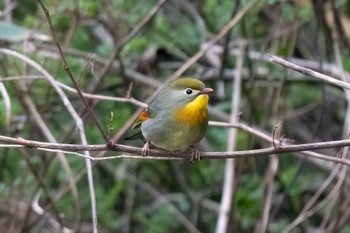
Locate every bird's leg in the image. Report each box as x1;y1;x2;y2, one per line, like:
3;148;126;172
190;147;201;161
142;141;151;157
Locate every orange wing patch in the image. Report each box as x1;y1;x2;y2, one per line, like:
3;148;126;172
132;110;149;129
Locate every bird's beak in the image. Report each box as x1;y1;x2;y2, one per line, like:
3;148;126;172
200;87;214;95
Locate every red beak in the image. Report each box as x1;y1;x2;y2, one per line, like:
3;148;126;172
200;87;214;94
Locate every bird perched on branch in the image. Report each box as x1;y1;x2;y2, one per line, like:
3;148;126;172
126;78;213;160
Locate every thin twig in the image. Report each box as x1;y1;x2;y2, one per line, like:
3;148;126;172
56;80;147;108
0;77;11;132
282;24;350;232
169;0;257;82
328;24;350;231
216;0;241;99
0;75;43;81
14;80;78;228
131;175;201;233
287;21;350;233
269;54;350;90
37;0;108;143
91;0;169;92
0;47;95;232
256;154;278;233
121;171;136;233
215;41;245;233
0;74;147;107
282;164;342;233
20;148;72;231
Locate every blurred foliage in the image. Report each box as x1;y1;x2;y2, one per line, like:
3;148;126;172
1;0;350;232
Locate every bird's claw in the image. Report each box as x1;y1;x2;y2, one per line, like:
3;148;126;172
142;141;151;157
190;148;201;162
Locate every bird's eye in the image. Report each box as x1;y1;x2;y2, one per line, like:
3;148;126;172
185;88;193;95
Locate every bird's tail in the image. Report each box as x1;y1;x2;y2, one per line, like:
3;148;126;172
124;130;145;142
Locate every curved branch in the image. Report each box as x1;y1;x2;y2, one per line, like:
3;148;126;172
1;135;350;166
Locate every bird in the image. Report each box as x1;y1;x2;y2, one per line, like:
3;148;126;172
126;78;213;160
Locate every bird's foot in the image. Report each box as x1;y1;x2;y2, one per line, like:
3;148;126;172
142;141;151;157
190;148;201;162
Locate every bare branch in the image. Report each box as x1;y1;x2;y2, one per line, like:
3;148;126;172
0;77;11;132
269;54;350;91
37;0;108;143
2;132;350;166
169;0;257;82
215;40;245;233
92;0;169;92
1;44;96;233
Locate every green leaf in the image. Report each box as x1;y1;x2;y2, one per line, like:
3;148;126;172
0;20;50;42
0;20;31;41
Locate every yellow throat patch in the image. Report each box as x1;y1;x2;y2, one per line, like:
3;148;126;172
175;94;209;125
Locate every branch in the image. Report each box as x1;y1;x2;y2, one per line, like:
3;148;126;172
0;74;147;108
169;0;257;82
37;0;108;143
91;0;169;92
1;135;350;166
269;54;350;91
0;77;11;132
215;40;245;233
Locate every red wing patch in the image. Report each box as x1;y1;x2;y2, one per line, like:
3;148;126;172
132;110;149;129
